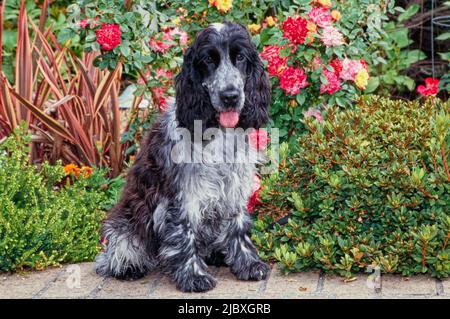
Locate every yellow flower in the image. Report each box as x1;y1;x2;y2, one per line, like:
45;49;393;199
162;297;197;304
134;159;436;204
331;10;341;21
209;0;233;13
355;69;369;90
248;23;261;34
80;166;94;178
265;16;276;27
64;163;80;178
318;0;332;9
172;17;181;25
306;21;317;44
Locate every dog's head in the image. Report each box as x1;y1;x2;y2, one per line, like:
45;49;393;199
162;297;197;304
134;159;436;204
175;22;270;131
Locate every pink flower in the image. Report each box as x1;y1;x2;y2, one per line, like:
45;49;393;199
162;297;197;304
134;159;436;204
320;69;342;94
339;58;364;81
249;129;270;151
247;175;262;214
312;56;322;70
417;78;440;96
279;66;309;95
168;27;189;46
308;7;332;28
155;68;174;79
320;26;344;47
149;32;175;53
79;18;89;28
153;87;174;112
304;107;324;123
79;17;100;28
95;23;121;51
281;16;309;45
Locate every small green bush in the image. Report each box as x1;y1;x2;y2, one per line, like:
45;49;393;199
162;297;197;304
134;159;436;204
0;128;109;272
253;96;450;278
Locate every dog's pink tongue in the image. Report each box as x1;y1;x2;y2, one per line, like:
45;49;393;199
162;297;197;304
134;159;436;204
219;111;239;128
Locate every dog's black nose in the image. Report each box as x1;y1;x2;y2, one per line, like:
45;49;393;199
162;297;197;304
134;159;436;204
219;89;239;106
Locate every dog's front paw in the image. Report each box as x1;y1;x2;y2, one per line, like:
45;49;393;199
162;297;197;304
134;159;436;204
176;272;217;293
233;260;270;281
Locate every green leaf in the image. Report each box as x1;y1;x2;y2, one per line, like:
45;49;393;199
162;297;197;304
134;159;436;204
365;77;380;93
389;28;409;48
436;32;450;41
57;28;75;44
397;4;420;23
438;52;450;61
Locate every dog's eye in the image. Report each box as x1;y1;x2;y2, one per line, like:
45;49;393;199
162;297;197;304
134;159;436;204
205;56;214;64
236;53;245;62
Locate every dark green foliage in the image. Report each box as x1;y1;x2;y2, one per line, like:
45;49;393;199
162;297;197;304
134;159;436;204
0;128;109;272
253;96;450;278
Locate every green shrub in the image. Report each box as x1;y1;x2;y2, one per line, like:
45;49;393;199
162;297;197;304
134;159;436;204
253;96;450;278
0;128;109;272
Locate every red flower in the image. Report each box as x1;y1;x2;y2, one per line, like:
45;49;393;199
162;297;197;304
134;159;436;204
247;175;262;214
417;78;440;96
320;69;342;94
307;7;332;27
330;58;343;76
95;23;121;51
281;16;309;45
279;66;309;95
360;59;369;71
260;45;287;76
249;129;270;151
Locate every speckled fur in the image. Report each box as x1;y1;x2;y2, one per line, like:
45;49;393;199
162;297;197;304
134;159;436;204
95;22;271;292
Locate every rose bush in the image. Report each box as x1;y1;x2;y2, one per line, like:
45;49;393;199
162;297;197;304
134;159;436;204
258;1;372;144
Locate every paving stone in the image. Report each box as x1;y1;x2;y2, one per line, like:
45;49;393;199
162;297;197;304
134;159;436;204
0;267;62;299
1;262;445;299
441;278;450;297
196;267;263;299
381;275;436;298
40;263;106;298
262;266;320;298
96;274;157;299
322;275;378;299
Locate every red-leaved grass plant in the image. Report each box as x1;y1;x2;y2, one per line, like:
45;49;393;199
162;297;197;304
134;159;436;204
0;0;145;177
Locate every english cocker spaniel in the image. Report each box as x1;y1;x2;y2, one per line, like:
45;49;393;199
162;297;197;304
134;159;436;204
95;22;271;292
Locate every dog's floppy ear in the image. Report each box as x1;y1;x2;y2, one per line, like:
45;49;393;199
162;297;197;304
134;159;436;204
240;42;271;129
175;47;213;132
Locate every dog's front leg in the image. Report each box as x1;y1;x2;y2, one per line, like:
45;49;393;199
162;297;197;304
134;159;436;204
158;216;217;292
224;213;270;281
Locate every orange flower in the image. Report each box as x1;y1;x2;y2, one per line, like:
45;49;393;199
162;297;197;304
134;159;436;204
306;21;317;44
81;166;94;178
331;10;341;21
64;164;81;178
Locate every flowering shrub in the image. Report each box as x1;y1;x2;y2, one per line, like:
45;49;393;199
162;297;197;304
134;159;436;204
258;1;371;143
252;96;450;278
60;0;190;112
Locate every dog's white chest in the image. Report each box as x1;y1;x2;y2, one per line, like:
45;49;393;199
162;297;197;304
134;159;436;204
179;131;258;228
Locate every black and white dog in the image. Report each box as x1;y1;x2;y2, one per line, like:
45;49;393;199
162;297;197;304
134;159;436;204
95;22;271;292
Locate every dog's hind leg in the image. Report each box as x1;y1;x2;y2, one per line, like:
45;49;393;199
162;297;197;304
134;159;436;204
95;220;154;280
